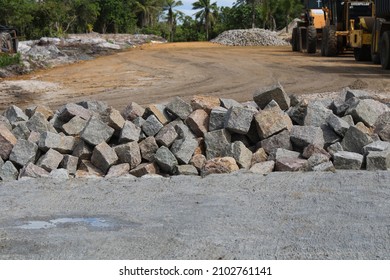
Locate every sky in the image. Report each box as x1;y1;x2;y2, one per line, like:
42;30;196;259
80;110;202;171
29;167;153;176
179;0;237;17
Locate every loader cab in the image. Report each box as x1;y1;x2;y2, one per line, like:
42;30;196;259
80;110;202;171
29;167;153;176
305;0;323;9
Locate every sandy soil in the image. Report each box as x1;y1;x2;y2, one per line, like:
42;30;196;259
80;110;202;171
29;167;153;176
1;42;390;111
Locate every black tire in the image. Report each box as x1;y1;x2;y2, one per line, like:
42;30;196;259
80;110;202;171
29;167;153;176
297;27;302;52
12;38;18;53
307;25;317;54
354;46;371;61
380;31;390;70
371;20;380;64
292;27;298;52
321;26;328;56
325;25;338;57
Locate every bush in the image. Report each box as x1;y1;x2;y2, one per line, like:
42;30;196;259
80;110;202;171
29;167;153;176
0;53;21;68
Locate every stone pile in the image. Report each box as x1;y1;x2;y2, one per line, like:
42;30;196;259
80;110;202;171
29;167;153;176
1;84;390;181
211;28;289;46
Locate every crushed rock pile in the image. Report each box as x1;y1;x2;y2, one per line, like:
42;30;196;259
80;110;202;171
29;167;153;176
1;85;390;181
0;33;167;77
211;28;289;46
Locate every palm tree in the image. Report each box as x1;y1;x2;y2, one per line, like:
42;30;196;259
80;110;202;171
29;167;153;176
260;0;279;31
192;0;218;40
281;0;302;33
136;0;162;27
163;0;183;41
234;0;260;28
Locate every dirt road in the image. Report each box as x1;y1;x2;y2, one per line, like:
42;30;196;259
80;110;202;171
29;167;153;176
1;42;390;111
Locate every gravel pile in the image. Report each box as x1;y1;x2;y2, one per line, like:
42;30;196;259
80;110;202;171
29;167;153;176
1;85;389;181
211;28;289;46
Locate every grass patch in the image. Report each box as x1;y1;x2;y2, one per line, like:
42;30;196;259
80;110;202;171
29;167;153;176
0;53;21;68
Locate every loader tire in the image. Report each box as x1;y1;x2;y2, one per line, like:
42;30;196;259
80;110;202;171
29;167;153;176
307;25;317;54
354;46;371;61
371;20;380;64
325;25;338;57
292;27;298;51
380;31;390;70
297;27;302;52
321;26;328;56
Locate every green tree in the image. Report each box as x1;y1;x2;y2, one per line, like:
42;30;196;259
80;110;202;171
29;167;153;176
234;0;261;28
281;0;303;32
163;0;183;41
260;0;279;30
192;0;218;40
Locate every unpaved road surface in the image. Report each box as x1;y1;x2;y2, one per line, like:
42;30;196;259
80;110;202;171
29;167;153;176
1;42;390;111
0;171;389;260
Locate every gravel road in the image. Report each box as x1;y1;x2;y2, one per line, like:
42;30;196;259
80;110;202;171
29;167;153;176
0;171;389;260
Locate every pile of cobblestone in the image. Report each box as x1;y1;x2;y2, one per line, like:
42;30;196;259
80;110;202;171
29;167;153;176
211;28;289;46
0;85;389;180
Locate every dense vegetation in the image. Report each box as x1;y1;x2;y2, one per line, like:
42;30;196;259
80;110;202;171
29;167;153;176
0;0;303;42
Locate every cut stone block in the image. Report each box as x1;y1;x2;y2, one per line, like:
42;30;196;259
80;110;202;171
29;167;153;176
173;120;196;139
341;115;355;126
201;157;239;177
272;148;301;161
139;136;159;162
341;126;373;154
4;105;28;125
374;112;390;142
62;116;88;136
363;141;390;155
220;98;243;109
260;130;292;155
36;148;64;172
105;163;130;178
145;104;172;125
121;102;145;121
209;106;228;132
76;160;104;178
253;83;290;110
155;124;178;147
225;106;255;135
249;161;275;175
307;153;330;171
142;115;163;137
57;103;91;122
171;137;198;164
177;165;199;176
304;101;333;127
166;97;193;120
290;125;325;149
190;154;207;170
60;155;79;175
119;121;141;143
9;140;38;167
254;106;292;139
114;141;142;170
327;142;344;156
25;105;54;120
0;122;17;160
72;139;93;160
154;146;178;174
312;161;336;172
302;144;331;159
0;161;19;181
321;124;341;146
186;109;209;137
129;162;159;177
326;113;350;137
19;163;49;179
204;129;231;159
91;142;118;173
105;107;126;132
80;116;114;146
287;99;308;125
49;169;70;179
275;158;308;172
26;112;55;133
229;141;252;169
346;99;389;127
366;150;390;171
191;96;220;113
251;147;268;166
333;151;363;170
38;131;75;153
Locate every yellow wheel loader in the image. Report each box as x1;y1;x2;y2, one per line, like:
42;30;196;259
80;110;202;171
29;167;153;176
292;0;326;54
0;25;18;54
321;0;375;61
